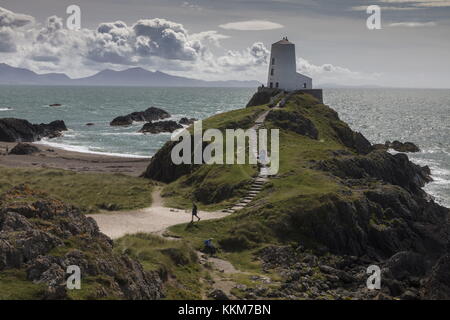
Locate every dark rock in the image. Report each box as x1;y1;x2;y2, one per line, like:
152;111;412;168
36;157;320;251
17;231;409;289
179;117;197;125
49;104;62;107
0;185;163;300
86;123;95;126
110;115;133;126
331;122;372;154
400;289;419;300
316;151;432;194
373;144;388;151
246;88;282;107
259;246;299;270
208;289;229;300
110;107;170;126
422;254;450;299
385;251;427;281
386;140;420;153
0;118;67;142
9;143;40;155
139;121;182;134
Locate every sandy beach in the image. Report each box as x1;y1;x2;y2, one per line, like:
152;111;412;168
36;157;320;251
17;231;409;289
0;141;150;176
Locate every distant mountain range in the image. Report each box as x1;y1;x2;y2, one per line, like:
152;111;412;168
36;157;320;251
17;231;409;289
0;63;261;88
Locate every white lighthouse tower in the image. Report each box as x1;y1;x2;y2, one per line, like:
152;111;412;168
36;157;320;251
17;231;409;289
267;37;312;91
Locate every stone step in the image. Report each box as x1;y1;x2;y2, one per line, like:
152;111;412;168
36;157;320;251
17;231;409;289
240;199;252;203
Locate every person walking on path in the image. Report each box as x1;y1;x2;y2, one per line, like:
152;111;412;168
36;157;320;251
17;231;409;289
191;202;200;223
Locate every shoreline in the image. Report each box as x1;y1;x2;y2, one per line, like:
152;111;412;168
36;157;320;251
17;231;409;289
0;141;151;176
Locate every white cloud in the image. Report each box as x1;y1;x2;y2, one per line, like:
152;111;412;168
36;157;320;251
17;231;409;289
219;20;284;31
0;7;34;52
0;7;34;28
0;6;372;84
380;0;450;6
217;42;270;71
181;1;203;11
350;5;419;11
414;1;450;7
389;21;437;27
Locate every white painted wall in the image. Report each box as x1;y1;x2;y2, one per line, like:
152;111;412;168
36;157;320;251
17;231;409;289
267;39;312;90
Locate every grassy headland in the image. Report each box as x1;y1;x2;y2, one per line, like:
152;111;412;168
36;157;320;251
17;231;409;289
0;166;154;213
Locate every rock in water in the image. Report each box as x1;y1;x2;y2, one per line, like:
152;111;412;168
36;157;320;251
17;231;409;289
110;115;133;126
139;121;182;134
110;107;170;126
49;104;62;107
385;140;420;153
9;143;40;155
179;117;197;125
0;118;68;142
0;185;163;300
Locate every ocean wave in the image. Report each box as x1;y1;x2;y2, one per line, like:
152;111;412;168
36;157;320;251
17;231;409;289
35;140;150;159
0;108;12;111
99;132;143;136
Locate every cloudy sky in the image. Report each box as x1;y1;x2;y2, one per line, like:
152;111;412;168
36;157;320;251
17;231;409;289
0;0;449;87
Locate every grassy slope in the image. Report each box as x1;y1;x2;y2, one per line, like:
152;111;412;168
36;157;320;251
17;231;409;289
0;166;154;213
163;93;361;274
161;104;269;211
114;233;203;299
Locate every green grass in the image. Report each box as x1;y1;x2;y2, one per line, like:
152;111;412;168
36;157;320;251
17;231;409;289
114;233;204;299
0;269;47;300
0;166;154;213
157;93;365;283
163;163;257;210
161;104;269;210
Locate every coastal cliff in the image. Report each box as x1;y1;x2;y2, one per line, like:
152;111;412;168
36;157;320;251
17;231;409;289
0;185;163;300
143;91;450;299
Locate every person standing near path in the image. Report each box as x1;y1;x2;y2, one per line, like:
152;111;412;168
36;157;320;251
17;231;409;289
191;202;200;223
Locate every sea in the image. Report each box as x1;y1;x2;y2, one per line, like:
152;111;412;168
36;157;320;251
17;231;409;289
0;86;448;207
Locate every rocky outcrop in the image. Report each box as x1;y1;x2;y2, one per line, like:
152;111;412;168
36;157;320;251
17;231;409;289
316;151;431;194
139;121;182;134
0;118;67;142
246;88;281;108
0;185;163;300
110;107;170;126
385;141;420;153
422;255;450;299
179;117;197;125
267;109;318;139
9;143;40;155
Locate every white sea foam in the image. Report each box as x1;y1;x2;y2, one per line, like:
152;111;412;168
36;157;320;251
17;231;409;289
0;108;12;111
35;140;150;159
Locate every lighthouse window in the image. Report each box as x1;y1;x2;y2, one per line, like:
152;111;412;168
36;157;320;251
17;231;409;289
303;83;307;88
270;82;273;88
276;82;279;88
272;58;275;65
271;69;274;76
